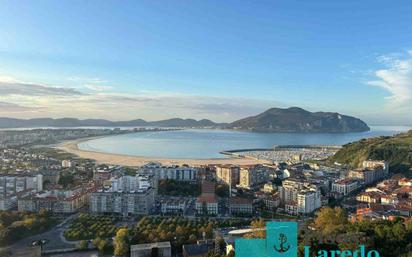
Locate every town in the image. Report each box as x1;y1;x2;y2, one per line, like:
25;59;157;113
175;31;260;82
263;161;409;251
0;130;411;257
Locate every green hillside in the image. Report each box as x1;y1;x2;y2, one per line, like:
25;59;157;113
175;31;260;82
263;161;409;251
328;130;412;175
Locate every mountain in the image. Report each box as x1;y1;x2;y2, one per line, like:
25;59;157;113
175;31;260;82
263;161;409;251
227;107;370;133
0;107;369;132
0;117;222;128
328;130;412;175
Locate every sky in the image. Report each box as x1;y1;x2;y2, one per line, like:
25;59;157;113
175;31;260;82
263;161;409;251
0;1;412;125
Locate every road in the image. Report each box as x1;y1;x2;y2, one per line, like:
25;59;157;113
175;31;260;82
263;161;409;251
0;213;80;254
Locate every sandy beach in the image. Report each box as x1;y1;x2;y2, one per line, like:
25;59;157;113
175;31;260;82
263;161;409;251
55;138;270;167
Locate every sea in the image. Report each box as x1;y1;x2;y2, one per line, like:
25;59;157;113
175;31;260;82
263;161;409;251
77;126;411;159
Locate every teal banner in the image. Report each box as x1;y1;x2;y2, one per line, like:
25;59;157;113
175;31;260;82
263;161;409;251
236;222;298;257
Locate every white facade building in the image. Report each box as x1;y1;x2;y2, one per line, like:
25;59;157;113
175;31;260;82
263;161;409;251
297;189;321;214
91;175;155;216
138;162;197;181
0;174;43;199
332;179;360;195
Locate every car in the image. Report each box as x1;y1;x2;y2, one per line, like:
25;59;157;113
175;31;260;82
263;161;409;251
32;241;39;246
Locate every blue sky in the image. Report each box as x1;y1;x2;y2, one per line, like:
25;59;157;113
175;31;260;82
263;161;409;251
0;1;411;124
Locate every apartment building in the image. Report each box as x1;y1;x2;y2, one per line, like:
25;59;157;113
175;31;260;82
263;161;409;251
195;181;218;215
285;202;298;215
0;174;43;198
238;165;269;189
356;191;383;203
362;160;389;174
61;160;73;168
90;175;155;216
297;189;321;214
279;178;306;203
332;179;360;195
160;199;186;214
0;195;17;210
18;184;95;213
348;161;387;185
279;178;321;214
263;194;280;209
138;162;197;181
215;165;239;186
348;169;375;185
229;197;253;215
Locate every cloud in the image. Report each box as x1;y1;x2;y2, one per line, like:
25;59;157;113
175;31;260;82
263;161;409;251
0;75;280;122
0;76;18;83
0;101;42;113
0;81;83;96
367;50;412;106
83;84;113;91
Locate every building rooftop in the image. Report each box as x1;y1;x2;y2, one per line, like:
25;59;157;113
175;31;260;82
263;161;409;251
130;241;171;251
229;197;253;205
196;195;218;204
183;243;211;257
334;178;358;185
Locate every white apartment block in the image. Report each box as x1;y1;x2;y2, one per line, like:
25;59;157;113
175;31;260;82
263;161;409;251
0;195;17;210
61;160;73;168
279;179;306;203
0;174;43;199
297;189;321;214
362;160;389;174
332;179;360;195
160;199;186;214
238;165;269;189
138;162;197;181
279;178;321;214
90;175;155;216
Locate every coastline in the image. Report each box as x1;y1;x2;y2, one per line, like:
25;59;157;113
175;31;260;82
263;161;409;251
55;138;270;167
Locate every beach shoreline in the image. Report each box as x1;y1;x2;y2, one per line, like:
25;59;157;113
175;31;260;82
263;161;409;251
55;138;270;166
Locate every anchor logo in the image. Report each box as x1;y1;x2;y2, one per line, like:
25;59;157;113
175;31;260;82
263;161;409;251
273;233;290;253
235;222;297;257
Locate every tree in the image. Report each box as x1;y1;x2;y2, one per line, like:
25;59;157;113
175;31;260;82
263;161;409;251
93;237;108;253
114;228;129;256
226;250;235;257
314;207;348;238
98;239;108;253
216;184;229;197
58;173;74;188
79;240;88;250
244;218;265;238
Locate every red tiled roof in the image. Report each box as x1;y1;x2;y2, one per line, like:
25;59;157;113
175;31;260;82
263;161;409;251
196;195;217;204
229;197;252;205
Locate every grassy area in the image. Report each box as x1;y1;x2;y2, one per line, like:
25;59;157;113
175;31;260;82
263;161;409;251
328;130;412;176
